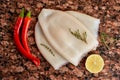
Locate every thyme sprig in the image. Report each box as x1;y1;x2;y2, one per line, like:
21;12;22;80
40;43;55;56
69;28;87;43
100;32;110;50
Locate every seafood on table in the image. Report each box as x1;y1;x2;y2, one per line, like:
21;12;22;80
35;9;100;70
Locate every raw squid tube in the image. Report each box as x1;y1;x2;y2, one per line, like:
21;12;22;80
66;11;100;39
38;9;98;66
35;22;68;70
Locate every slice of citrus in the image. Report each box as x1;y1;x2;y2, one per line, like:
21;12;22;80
85;54;104;73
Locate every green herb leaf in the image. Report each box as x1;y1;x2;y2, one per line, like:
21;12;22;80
69;28;87;44
100;32;110;50
40;43;55;56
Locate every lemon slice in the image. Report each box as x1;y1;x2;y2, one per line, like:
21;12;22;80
85;54;104;73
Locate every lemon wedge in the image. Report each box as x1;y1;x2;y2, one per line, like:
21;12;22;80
85;54;104;73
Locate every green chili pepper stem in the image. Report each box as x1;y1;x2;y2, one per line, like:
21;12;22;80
26;11;31;18
19;8;24;18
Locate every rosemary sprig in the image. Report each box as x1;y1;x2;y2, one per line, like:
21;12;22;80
100;32;110;50
69;28;87;43
40;43;55;56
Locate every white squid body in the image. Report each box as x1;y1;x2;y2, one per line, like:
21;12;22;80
35;22;68;70
35;9;100;69
66;11;100;39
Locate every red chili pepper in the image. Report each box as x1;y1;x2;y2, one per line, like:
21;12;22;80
14;9;40;66
21;11;31;52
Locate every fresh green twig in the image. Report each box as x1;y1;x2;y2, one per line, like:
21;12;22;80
40;43;55;56
69;28;87;44
100;32;110;50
